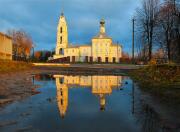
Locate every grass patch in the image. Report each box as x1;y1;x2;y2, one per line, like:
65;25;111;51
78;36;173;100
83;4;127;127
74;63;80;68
0;60;32;73
129;64;180;104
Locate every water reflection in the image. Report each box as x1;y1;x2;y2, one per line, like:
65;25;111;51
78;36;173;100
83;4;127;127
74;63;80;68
54;75;123;118
1;74;178;132
31;74;180;132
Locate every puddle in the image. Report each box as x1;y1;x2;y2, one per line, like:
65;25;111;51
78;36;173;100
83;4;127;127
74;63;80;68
0;74;179;132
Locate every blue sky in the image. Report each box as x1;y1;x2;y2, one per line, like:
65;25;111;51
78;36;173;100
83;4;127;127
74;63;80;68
0;0;141;53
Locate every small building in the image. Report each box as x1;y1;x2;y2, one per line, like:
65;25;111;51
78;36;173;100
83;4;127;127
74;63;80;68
53;12;122;63
0;32;12;60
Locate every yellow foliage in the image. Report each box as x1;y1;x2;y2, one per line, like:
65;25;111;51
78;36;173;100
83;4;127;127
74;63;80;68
148;59;157;65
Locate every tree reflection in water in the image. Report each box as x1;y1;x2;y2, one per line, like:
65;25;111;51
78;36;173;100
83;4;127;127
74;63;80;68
132;82;179;132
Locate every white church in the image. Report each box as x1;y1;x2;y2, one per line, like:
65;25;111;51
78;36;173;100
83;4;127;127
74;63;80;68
53;12;122;63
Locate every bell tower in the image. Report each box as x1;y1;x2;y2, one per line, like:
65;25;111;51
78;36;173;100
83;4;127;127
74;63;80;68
55;76;68;118
54;12;68;59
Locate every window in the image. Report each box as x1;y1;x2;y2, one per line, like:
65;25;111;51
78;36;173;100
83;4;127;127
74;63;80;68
59;48;64;55
59;78;64;84
60;36;62;44
60;91;63;96
60;27;63;33
61;99;63;105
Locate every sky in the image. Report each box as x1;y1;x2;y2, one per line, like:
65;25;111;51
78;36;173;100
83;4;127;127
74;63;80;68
0;0;141;53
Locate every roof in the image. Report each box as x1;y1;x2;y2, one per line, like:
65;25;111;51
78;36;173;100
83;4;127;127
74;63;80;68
79;45;91;48
68;44;91;48
0;32;12;39
112;44;122;47
93;33;112;39
68;45;80;48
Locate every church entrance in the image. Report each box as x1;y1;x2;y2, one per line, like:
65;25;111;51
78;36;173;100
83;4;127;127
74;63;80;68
85;56;88;63
113;57;116;63
72;56;75;63
98;57;101;63
105;57;108;63
90;57;93;63
67;56;70;63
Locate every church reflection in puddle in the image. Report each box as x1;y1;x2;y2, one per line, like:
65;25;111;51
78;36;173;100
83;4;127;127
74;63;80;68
54;75;123;118
1;74;178;132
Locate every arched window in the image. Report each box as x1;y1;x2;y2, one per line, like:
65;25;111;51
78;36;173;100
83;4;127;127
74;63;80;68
60;91;63;96
61;99;63;105
59;78;64;84
59;48;64;55
60;27;63;33
60;36;62;44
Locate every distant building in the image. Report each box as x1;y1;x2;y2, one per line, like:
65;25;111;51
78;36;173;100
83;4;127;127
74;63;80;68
53;13;122;63
0;32;12;60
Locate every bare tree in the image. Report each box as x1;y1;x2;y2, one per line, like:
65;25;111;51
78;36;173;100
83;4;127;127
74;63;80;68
156;0;180;63
157;1;175;62
135;0;160;61
172;0;180;62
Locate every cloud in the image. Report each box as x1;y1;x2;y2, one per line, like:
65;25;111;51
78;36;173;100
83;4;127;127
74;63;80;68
0;0;141;53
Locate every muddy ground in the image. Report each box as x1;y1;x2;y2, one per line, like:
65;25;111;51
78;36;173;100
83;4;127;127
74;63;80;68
0;69;38;108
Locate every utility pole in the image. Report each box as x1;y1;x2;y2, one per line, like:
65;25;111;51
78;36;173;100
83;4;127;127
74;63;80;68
132;18;135;64
32;44;36;61
117;41;119;63
132;81;135;114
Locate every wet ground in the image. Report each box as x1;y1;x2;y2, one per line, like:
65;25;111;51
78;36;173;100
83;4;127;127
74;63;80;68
0;73;179;132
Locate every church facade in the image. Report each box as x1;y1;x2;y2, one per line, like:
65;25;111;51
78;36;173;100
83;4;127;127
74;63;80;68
53;13;122;63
